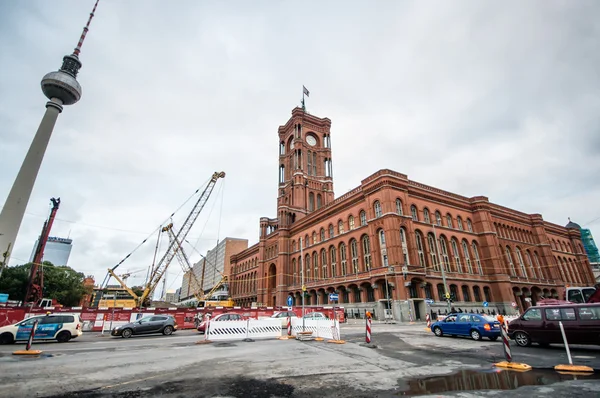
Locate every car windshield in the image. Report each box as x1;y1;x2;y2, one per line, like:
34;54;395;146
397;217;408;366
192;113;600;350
482;316;497;322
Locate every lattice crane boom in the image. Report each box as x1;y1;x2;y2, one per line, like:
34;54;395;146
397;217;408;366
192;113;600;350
163;223;203;301
139;171;225;305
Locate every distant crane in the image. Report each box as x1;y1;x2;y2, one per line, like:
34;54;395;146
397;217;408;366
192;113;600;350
23;197;61;306
103;171;225;308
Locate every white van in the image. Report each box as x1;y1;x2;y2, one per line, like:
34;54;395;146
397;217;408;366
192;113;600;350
0;313;83;344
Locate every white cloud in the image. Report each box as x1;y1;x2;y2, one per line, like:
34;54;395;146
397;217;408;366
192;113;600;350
1;0;599;296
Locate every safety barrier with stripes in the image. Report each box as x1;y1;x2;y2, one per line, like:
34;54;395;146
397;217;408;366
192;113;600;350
206;319;282;341
290;318;340;340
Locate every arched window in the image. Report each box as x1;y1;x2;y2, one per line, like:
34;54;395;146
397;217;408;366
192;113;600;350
317;194;322;209
400;228;409;265
292;258;297;285
462;240;472;274
473;286;482;302
435;211;442;226
292;240;296;252
313;252;318;279
374;201;382;218
338;220;344;234
330;246;337;277
350;239;359;273
439;237;450;272
532;251;543;278
451;239;462;273
339;243;347;276
321;249;327;279
379;229;389;268
424;208;430;224
411;205;418;221
359;211;367;226
471;242;482;275
312;232;317;245
328;224;334;238
348;215;355;230
515;247;526;277
362;235;372;271
525;250;536;279
457;216;464;230
437;284;446;301
320;228;325;241
305;254;311;280
379;229;386;246
415;231;426;268
428;234;439;271
308;192;314;211
396;198;403;215
505;247;516;276
483;286;492;302
467;218;473;232
462;286;471;302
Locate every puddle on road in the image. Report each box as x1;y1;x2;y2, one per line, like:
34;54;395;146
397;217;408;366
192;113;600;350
398;368;600;396
214;342;237;347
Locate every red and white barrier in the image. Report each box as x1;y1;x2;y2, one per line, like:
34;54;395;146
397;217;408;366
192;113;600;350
500;321;512;362
286;316;291;337
365;314;372;344
290;318;339;340
425;313;431;330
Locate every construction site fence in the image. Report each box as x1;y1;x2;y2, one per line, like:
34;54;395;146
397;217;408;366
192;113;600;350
0;305;346;332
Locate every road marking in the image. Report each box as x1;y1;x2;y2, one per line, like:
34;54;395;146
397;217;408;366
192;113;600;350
98;370;181;390
573;355;595;359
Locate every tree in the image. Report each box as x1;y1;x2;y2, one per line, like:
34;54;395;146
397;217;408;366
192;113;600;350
0;262;90;307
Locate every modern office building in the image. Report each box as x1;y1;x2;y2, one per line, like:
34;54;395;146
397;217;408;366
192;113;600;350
29;236;73;266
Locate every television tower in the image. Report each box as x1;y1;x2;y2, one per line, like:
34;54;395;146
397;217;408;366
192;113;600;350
0;1;100;270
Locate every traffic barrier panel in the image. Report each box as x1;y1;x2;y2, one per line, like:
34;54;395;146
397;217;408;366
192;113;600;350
493;315;531;371
205;319;282;342
290;318;338;340
554;321;594;373
326;320;346;344
425;313;431;331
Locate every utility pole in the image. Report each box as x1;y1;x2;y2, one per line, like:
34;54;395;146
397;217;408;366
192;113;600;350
300;237;305;332
433;224;451;312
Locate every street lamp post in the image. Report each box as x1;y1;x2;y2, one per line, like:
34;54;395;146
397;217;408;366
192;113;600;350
433;224;451;312
300;237;305;332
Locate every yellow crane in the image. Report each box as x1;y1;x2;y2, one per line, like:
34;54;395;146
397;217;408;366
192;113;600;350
103;171;225;308
163;223;234;307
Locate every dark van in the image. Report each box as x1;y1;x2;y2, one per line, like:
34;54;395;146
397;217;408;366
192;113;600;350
508;303;600;347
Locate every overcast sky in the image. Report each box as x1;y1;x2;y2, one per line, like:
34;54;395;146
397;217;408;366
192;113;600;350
1;0;598;296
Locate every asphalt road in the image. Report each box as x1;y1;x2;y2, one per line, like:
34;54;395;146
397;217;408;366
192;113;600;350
0;323;599;397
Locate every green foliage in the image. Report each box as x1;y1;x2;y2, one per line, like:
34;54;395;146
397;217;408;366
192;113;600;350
0;261;90;307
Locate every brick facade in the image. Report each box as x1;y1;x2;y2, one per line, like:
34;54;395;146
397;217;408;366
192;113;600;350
229;108;594;320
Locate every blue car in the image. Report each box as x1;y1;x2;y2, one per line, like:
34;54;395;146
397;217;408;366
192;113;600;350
431;313;501;341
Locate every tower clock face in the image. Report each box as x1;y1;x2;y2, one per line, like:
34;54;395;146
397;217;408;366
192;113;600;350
306;135;317;146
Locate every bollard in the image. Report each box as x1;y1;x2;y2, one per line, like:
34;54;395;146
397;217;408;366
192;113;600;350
554;321;593;373
278;316;294;340
424;313;431;331
359;311;377;348
196;313;213;345
242;318;254;342
13;320;43;356
493;315;531;370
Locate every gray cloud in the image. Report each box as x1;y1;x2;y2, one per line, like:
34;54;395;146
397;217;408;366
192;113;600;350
1;0;599;296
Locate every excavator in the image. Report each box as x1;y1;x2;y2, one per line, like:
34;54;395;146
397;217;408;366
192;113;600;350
100;171;225;308
162;223;234;308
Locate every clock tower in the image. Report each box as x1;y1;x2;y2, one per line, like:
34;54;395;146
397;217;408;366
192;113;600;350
277;107;334;226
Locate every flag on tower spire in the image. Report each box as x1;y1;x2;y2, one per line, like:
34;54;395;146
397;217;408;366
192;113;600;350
302;85;310;112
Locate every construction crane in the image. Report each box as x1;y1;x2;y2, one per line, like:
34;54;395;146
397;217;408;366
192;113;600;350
105;171;225;307
163;223;233;307
23;197;61;306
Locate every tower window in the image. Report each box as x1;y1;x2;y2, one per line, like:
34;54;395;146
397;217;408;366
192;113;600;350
312;152;317;176
309;192;315;212
374;201;382;218
317;194;322;209
280;141;285;155
307;151;312;176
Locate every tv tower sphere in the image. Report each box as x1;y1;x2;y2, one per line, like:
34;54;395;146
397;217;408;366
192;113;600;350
41;54;83;106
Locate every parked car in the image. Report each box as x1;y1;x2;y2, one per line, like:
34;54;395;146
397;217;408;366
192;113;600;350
0;313;83;344
431;313;501;341
197;313;245;334
303;312;329;320
508;303;600;347
111;315;177;338
270;311;298;327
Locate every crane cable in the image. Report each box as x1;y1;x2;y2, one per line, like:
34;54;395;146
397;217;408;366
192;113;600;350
102;175;214;288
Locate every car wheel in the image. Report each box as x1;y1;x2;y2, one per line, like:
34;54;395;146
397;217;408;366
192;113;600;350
121;328;133;339
163;326;173;336
433;326;443;337
470;329;482;341
0;332;15;345
514;331;531;347
56;331;71;343
489;336;499;341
